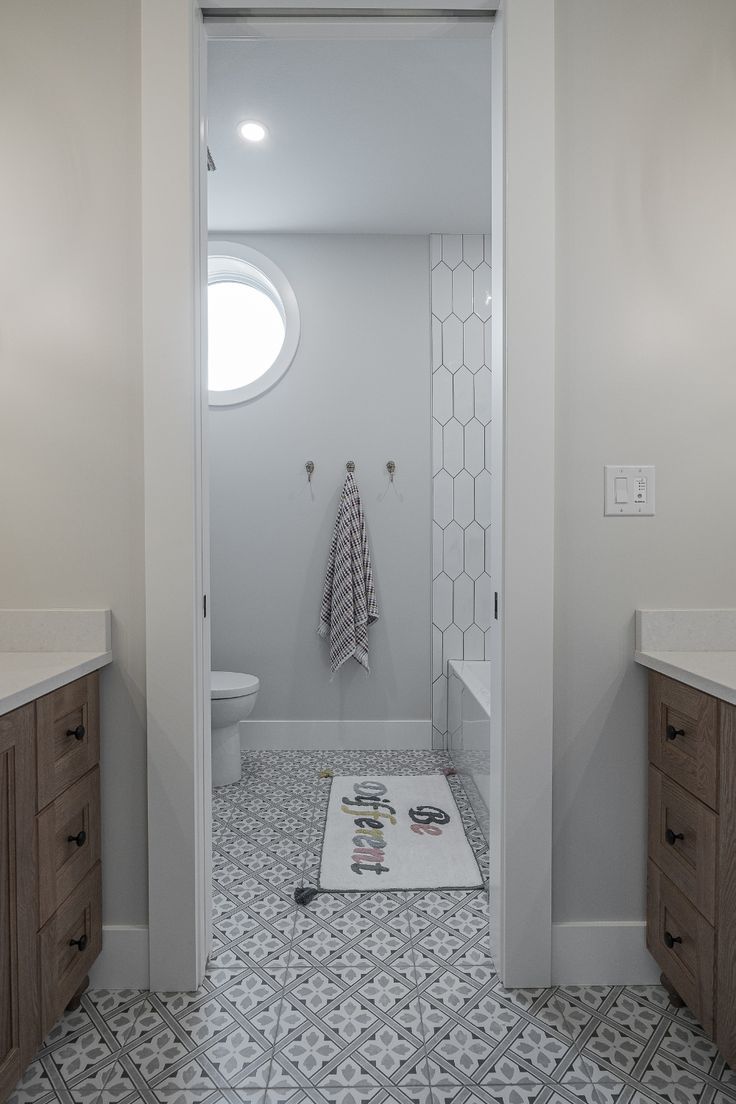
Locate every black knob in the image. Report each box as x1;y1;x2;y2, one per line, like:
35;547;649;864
664;930;682;949
67;724;86;741
665;828;684;846
67;830;87;848
666;724;685;741
69;934;87;952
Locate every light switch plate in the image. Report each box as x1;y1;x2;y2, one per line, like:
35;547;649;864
604;465;655;516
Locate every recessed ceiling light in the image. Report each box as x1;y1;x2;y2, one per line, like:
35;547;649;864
238;120;268;143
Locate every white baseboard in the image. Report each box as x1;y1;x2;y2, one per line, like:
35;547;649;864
551;921;660;985
240;719;433;750
89;925;149;990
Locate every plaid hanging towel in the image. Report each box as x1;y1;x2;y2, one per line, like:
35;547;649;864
317;472;379;673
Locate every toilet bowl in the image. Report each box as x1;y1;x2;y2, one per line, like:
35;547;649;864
211;671;260;787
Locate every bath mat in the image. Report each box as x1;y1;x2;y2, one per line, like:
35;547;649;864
318;774;483;892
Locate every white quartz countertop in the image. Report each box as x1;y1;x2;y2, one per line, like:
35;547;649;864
634;649;736;705
634;609;736;704
0;650;113;717
0;609;112;717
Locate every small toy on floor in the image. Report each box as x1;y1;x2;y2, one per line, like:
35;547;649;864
319;769;334;778
442;766;457;776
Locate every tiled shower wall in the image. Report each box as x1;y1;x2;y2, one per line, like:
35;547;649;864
431;233;492;745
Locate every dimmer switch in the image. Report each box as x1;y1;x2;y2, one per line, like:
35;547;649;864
604;465;655;516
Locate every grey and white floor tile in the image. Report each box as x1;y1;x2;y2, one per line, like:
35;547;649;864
11;750;734;1104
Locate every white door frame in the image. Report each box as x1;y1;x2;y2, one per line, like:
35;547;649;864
141;0;554;991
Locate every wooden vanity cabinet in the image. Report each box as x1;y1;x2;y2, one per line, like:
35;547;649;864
647;671;736;1067
0;673;102;1103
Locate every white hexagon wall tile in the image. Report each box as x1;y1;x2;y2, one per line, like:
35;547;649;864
430;233;492;743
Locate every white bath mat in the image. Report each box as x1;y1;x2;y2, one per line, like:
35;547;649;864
318;775;484;892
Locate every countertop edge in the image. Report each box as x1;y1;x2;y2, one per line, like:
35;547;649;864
0;651;113;717
634;650;736;706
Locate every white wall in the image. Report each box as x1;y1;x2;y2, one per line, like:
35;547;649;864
0;0;147;938
554;0;736;947
209;234;431;742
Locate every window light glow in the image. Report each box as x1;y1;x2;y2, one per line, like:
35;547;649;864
207;281;285;392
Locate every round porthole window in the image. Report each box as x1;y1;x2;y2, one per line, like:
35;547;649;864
207;241;300;406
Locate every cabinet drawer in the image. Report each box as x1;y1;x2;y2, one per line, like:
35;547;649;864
39;863;101;1038
647;861;714;1033
649;673;718;809
36;674;99;810
648;767;717;923
37;768;100;928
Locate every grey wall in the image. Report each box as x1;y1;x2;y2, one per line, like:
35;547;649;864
209;234;431;725
554;0;736;923
0;1;147;927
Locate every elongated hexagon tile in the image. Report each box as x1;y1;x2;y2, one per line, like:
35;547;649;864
452;264;474;322
484;234;492;263
463;522;485;581
463;625;485;662
434;471;454;530
442;235;463;270
453;472;474;529
463;316;484;373
432;264;453;321
433;574;453;631
464;420;485;477
443;420;464;478
443;521;464;580
432;316;442;371
442;625;464;673
430;234;442;269
433;420;443;477
453;574;475;632
433;626;443;682
473;263;492;321
453;369;474;426
442;315;464;374
433;368;454;426
475;472;492;529
433;677;448;737
474;576;493;632
462;235;484;270
474;368;492;426
433;522;443;578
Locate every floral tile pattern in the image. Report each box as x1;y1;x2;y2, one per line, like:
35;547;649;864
10;750;734;1104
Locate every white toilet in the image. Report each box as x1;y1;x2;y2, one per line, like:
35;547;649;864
211;671;260;787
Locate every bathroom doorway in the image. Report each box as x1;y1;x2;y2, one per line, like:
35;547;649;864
141;0;556;994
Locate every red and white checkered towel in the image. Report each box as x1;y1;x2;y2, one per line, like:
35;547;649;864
317;472;379;673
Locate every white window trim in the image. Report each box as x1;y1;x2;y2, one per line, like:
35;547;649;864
208;240;300;406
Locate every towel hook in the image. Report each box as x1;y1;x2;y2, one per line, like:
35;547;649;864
386;460;396;483
346;460;355;472
305;460;315;483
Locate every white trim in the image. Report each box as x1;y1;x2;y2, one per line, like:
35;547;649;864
89;926;150;990
493;0;555;988
240;719;433;750
142;0;209;992
551;922;660;986
207;241;301;406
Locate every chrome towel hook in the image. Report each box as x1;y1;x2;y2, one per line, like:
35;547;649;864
305;460;315;483
346;460;356;473
386;460;396;483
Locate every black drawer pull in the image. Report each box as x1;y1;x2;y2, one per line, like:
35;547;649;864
69;934;87;952
67;724;86;741
664;930;682;949
666;725;685;741
665;828;684;846
67;830;87;848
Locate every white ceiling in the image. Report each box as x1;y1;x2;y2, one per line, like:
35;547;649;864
207;33;492;234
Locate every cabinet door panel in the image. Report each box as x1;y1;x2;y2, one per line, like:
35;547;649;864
0;705;39;1102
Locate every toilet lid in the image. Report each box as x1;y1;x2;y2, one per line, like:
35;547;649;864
211;671;260;699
